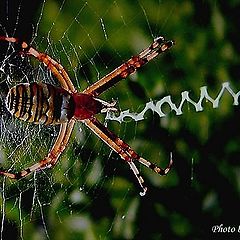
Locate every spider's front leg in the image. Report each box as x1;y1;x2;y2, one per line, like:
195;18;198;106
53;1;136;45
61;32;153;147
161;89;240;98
83;36;174;97
84;117;173;195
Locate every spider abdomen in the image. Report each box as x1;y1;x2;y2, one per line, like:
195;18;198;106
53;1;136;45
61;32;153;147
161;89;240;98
6;82;74;125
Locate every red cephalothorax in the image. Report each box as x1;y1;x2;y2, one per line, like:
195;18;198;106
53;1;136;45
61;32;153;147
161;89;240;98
72;93;104;120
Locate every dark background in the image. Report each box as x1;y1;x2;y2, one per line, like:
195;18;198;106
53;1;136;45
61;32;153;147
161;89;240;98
0;0;240;239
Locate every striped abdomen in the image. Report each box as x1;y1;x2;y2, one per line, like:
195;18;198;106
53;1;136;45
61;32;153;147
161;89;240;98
5;82;74;125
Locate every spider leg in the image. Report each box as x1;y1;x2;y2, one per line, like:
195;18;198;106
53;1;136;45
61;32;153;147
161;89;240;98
0;119;75;179
84;117;172;195
83;36;174;97
0;36;76;93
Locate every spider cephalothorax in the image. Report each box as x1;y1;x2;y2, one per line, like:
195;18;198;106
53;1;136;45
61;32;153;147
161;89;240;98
0;35;174;195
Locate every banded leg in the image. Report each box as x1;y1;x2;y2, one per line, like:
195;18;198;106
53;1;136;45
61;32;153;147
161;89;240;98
0;119;76;179
0;36;76;93
83;36;174;97
84;117;172;195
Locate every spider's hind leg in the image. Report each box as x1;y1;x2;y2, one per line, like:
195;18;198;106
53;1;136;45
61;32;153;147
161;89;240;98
0;36;76;93
0;120;75;180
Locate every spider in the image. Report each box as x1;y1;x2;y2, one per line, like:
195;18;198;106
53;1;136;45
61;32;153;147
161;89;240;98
0;35;174;195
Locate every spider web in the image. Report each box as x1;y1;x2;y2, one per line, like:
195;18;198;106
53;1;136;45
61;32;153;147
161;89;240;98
0;0;240;239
